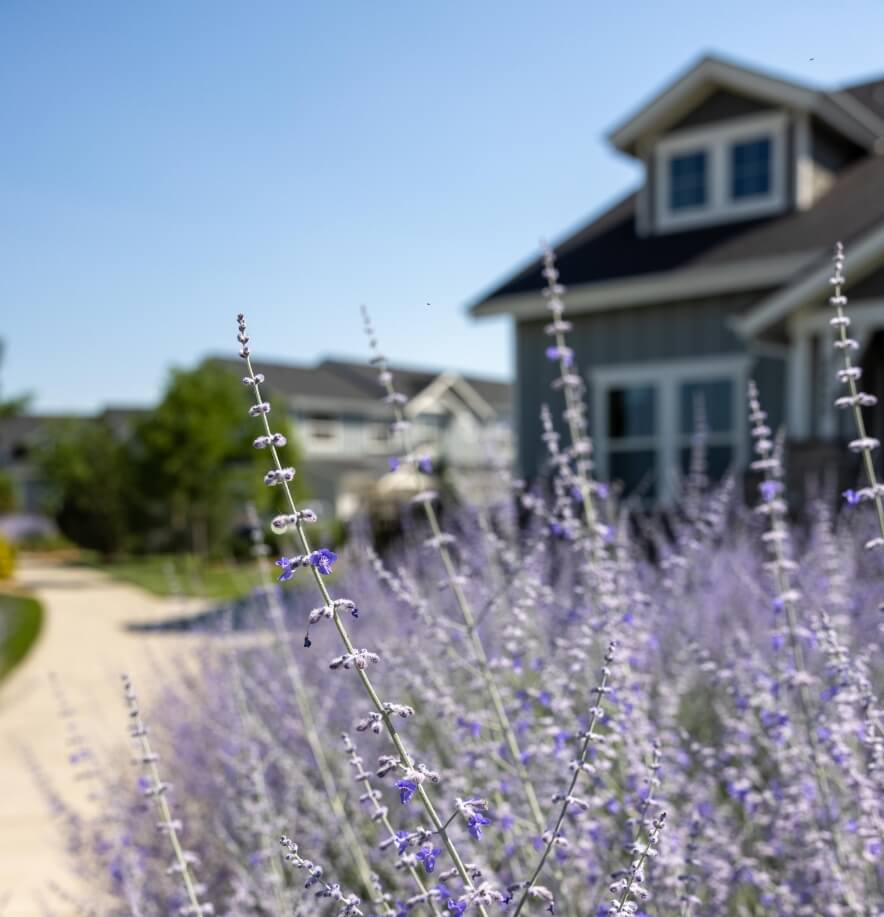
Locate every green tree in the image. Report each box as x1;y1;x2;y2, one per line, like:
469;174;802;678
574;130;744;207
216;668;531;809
0;472;15;513
35;419;131;557
131;360;304;556
0;340;32;418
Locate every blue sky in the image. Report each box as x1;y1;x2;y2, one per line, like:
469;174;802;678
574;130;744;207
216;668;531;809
3;0;884;412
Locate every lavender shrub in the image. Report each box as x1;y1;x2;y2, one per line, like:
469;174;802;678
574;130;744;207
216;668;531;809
62;245;884;916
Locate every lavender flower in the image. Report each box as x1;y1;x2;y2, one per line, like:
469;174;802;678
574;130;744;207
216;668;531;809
415;845;441;874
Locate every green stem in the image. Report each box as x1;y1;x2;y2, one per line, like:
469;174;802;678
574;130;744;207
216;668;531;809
244;353;487;916
511;651;612;916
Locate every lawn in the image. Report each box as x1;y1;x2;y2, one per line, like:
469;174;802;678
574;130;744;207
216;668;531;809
0;592;43;682
77;554;268;601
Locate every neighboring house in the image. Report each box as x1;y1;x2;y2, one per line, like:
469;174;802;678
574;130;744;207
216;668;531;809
212;357;513;518
0;415;61;513
469;54;884;504
0;363;512;523
0;408;147;514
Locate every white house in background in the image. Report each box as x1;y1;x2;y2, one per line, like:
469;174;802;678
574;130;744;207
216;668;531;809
215;357;513;519
469;53;884;504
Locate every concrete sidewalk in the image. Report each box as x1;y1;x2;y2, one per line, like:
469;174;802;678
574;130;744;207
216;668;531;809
0;558;211;916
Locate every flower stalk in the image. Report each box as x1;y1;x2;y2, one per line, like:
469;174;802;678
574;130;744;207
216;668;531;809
236;314;488;915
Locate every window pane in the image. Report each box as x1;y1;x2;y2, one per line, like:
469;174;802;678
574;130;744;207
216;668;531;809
608;386;656;438
731;137;771;199
609;450;657;499
680;445;734;482
680;380;733;434
669;150;707;210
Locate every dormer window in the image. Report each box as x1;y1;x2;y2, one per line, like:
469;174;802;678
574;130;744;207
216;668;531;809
654;112;787;232
669;150;707;210
731;137;771;199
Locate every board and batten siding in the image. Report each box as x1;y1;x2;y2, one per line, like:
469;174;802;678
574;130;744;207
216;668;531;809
515;292;759;482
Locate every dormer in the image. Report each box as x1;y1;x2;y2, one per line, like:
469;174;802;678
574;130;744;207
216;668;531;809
607;55;884;236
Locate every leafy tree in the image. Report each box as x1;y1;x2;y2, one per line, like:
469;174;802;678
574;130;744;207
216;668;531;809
35;419;131;557
0;472;15;513
0;340;32;418
130;360;304;556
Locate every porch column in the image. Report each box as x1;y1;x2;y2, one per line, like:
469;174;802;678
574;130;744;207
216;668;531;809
787;332;811;438
819;333;836;438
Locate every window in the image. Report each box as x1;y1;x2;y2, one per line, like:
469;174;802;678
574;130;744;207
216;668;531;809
608;386;656;438
307;414;338;441
669;151;707;210
606;385;658;500
365;422;389;451
731;137;771;199
593;357;748;504
678;379;736;482
654;112;786;232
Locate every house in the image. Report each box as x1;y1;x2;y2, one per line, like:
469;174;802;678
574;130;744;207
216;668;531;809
469;54;884;504
212;357;513;519
0;408;147;515
0;361;511;526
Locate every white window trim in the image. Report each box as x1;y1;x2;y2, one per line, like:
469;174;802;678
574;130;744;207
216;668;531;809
306;416;341;442
364;421;391;452
654;111;788;233
591;354;750;504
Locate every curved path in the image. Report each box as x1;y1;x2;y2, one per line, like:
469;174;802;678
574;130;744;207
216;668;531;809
0;558;211;917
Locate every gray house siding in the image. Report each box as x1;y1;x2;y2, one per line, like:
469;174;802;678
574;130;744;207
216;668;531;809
811;118;864;177
668;90;772;132
515;292;756;481
850;262;884;299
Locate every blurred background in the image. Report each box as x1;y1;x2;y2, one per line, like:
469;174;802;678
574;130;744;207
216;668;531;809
2;1;884;910
2;1;884;574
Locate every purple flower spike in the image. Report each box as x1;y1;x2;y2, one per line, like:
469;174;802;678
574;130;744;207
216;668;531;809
545;345;574;367
308;548;337;576
275;558;295;582
415;845;441;874
759;480;780;502
447;900;467;916
842;488;861;506
388;457;401;472
395;779;417;804
394;830;410;854
467;812;492;840
418;455;433;474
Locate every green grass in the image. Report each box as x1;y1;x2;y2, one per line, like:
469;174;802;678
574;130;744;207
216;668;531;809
77;554;268;600
0;592;44;682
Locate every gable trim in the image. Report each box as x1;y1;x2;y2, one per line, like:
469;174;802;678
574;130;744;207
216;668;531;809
470;251;816;321
405;372;498;421
608;56;881;157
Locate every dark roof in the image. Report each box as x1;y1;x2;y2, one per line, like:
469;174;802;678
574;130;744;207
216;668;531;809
211;357;511;411
0;414;72;443
318;359;511;410
472;152;884;308
0;414;75;462
843;77;884;121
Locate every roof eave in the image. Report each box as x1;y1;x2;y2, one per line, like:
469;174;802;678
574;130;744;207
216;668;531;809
607;56;881;158
734;217;884;338
471;251;817;321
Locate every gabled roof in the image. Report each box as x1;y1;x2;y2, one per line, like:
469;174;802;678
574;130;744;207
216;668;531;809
844;77;884;122
735;214;884;338
210;357;511;415
608;54;884;157
470;143;884;320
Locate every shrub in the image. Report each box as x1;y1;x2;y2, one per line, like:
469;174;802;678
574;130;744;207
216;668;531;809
0;535;16;580
59;245;884;916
